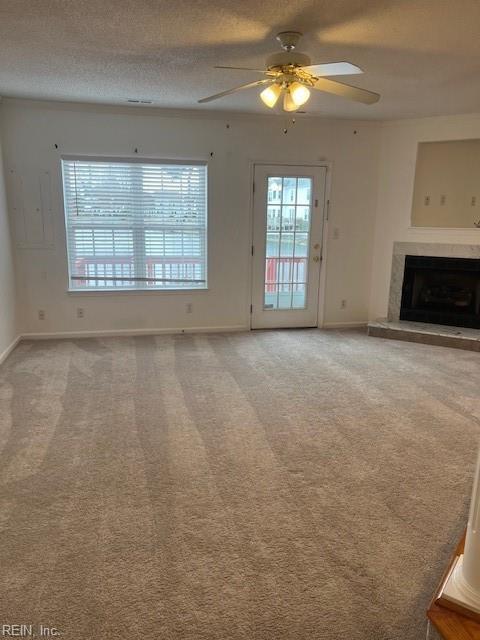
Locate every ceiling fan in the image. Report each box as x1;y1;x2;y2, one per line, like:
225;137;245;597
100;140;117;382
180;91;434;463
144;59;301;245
198;31;380;112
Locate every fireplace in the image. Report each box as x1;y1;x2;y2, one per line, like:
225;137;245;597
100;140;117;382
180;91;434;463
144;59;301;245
400;255;480;329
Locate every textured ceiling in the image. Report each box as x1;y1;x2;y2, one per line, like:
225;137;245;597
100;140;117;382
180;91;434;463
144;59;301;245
1;0;480;119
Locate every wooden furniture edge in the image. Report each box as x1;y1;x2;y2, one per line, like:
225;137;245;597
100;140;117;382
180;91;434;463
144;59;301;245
427;531;480;639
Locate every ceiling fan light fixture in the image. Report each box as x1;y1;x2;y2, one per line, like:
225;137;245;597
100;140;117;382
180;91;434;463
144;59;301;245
283;90;298;112
199;31;380;109
289;81;310;107
260;83;282;108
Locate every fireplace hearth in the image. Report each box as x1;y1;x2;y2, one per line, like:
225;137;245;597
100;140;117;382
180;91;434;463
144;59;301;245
400;255;480;329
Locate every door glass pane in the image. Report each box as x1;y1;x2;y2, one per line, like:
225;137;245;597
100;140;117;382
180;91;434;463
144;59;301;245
292;283;306;308
276;258;293;284
266;232;280;258
294;233;308;257
267;205;281;231
292;258;307;283
264;176;313;310
268;177;282;204
280;232;294;257
281;206;295;231
282;178;297;205
264;284;279;309
297;178;311;205
295;206;310;231
265;259;278;284
278;284;293;310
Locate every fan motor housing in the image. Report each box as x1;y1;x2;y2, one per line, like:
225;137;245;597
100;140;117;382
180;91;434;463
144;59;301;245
266;51;311;70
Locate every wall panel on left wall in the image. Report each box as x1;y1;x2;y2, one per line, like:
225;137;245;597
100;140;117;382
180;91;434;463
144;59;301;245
0;129;17;361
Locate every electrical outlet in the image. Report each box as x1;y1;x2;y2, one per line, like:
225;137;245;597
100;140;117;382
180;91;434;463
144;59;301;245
38;309;45;320
472;196;477;207
77;307;84;319
341;299;347;309
424;195;430;206
185;302;193;314
440;194;446;205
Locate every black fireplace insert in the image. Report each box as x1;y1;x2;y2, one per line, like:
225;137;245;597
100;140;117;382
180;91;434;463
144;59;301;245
400;255;480;329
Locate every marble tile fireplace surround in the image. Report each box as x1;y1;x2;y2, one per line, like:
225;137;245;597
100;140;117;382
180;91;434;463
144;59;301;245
368;242;480;351
388;242;480;322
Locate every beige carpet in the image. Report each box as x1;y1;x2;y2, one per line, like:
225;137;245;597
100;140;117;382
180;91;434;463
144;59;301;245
0;329;479;639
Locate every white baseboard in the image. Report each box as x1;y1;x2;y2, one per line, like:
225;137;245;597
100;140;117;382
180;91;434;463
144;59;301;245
6;323;368;347
0;335;21;365
21;325;249;340
322;321;368;329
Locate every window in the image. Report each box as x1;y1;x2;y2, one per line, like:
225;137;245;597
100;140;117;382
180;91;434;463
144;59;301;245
62;158;207;290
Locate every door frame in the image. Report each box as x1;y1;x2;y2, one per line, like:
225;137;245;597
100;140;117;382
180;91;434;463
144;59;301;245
247;160;332;330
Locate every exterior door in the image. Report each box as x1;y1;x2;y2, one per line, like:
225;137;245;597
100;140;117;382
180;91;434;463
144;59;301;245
251;164;326;329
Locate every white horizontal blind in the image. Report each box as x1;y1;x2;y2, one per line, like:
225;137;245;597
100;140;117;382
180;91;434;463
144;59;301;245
62;158;207;290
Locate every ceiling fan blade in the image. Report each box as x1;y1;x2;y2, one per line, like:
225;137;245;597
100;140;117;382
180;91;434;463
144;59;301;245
302;61;363;76
312;77;380;104
198;79;272;104
214;66;267;73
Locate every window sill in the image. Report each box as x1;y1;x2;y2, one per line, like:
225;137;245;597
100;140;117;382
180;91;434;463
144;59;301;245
67;288;209;297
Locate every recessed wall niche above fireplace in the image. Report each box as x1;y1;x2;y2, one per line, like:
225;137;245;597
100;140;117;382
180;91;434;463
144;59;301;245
400;255;480;329
411;139;480;228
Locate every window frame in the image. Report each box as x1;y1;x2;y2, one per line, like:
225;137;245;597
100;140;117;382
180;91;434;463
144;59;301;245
61;155;209;294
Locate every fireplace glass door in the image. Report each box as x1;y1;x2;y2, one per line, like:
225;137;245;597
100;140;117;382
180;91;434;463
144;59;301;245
400;255;480;329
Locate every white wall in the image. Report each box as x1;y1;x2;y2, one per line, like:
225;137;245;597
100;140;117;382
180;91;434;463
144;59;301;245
0;130;17;359
370;113;480;320
5;100;480;336
0;99;380;336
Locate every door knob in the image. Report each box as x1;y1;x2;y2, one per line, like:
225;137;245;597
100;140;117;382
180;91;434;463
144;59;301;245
313;255;320;262
313;243;320;250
